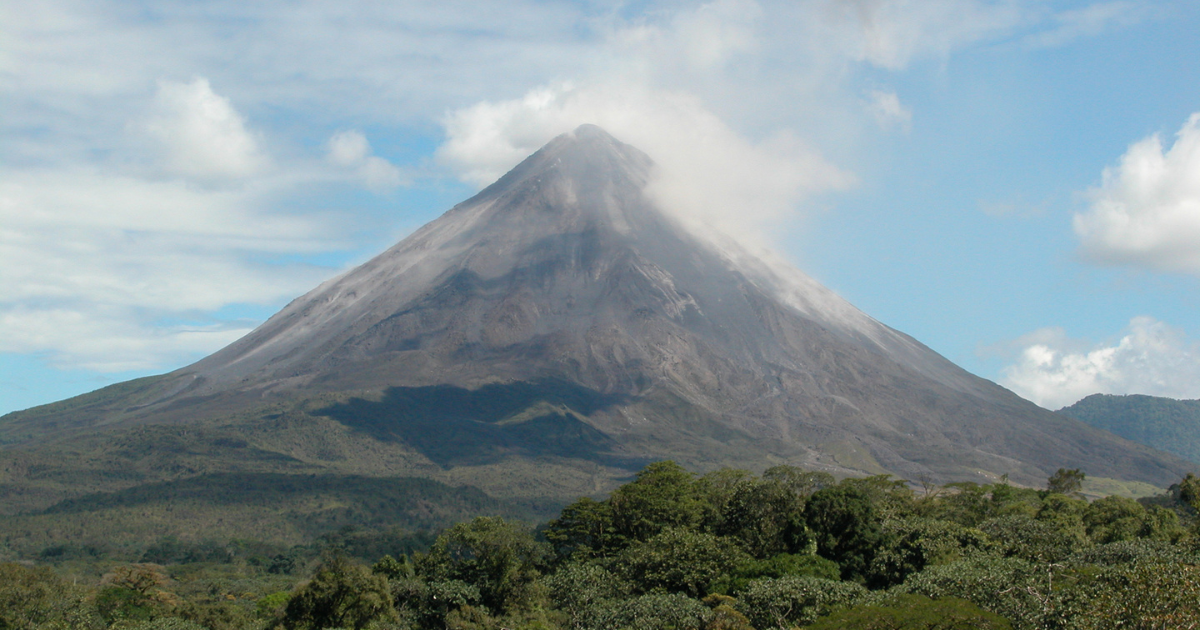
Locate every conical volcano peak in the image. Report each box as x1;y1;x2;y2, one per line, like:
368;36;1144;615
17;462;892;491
479;124;655;207
9;122;1190;505
546;123;650;169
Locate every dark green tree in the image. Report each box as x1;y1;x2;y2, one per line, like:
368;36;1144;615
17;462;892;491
716;476;809;558
544;496;618;560
282;554;397;630
1179;472;1200;509
762;465;835;497
390;578;481;629
804;485;885;581
867;518;992;588
371;553;414;580
1083;496;1152;544
609;461;704;542
1046;468;1085;495
842;475;917;521
419;516;550;614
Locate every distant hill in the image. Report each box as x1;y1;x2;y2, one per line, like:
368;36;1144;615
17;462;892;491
1058;394;1200;465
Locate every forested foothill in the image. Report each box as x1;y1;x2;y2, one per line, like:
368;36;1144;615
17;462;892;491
3;462;1199;630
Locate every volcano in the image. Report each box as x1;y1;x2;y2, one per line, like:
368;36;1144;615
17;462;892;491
2;125;1190;505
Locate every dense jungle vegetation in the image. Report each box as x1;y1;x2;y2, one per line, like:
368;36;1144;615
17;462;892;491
3;462;1199;630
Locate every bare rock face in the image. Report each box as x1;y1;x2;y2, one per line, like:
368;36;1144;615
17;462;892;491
4;125;1191;490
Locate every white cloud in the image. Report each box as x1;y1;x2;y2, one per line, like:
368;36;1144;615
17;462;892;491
609;0;763;74
1025;1;1148;49
1000;316;1200;409
0;0;1176;388
327;130;404;190
438;82;854;244
144;77;268;180
0;307;253;372
0;166;338;372
1074;112;1200;275
866;89;912;131
824;0;1028;70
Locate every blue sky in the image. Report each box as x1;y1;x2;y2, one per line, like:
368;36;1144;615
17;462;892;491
3;0;1200;415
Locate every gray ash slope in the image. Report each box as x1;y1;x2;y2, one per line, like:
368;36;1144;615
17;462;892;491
3;125;1190;490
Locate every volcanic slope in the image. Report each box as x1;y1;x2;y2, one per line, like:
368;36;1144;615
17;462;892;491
2;125;1190;507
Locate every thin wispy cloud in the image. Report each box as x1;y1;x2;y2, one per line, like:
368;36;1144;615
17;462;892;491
1024;1;1150;48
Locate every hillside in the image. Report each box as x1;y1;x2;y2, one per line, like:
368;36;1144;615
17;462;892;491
1059;394;1200;465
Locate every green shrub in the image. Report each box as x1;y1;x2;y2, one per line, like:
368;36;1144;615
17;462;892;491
979;515;1088;563
614;528;747;597
710;552;840;594
805;594;1013;629
0;562;103;630
735;575;866;629
1047;561;1200;629
116;619;208;630
545;562;631;628
1066;539;1194;567
589;593;711;630
892;556;1044;630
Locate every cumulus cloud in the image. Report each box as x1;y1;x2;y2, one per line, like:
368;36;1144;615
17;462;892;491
438;82;854;244
1074;112;1200;275
327;130;404;190
144;78;268;180
1000;317;1200;409
866;89;912;131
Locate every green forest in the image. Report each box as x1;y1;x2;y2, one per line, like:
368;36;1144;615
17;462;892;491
3;462;1199;630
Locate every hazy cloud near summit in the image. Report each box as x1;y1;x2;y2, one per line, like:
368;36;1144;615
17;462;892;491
438;82;854;245
1074;112;1200;275
1000;317;1200;409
